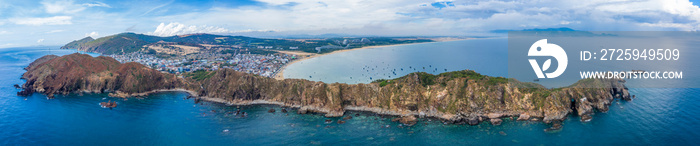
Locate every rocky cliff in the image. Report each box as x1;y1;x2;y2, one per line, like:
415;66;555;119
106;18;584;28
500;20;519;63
19;53;184;98
19;54;632;126
185;68;631;125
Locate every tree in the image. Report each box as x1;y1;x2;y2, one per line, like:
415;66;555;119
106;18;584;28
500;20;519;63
147;49;157;54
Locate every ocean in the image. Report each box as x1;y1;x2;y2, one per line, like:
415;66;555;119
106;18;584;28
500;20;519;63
1;42;699;145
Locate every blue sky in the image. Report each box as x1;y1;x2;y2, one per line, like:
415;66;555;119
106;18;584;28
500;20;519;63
0;0;699;48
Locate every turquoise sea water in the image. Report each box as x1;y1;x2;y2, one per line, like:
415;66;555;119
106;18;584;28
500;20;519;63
1;43;699;145
284;39;509;84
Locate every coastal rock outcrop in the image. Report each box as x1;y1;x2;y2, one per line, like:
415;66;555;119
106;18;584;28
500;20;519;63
517;113;530;121
396;116;417;126
490;118;503;126
343;116;353;120
190;69;630;125
18;53;184;98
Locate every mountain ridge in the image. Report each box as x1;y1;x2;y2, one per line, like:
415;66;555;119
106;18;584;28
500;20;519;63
59;33;262;54
60;36;94;50
59;32;435;54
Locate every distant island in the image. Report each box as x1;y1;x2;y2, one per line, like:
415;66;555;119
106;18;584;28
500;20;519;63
18;53;632;130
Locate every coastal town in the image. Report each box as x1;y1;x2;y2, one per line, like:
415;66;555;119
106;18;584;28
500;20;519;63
54;32;446;81
107;51;299;78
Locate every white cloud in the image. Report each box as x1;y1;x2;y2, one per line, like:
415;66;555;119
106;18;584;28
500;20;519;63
144;0;698;36
154;0;404;34
37;39;45;43
83;2;110;8
395;0;700;31
42;0;86;14
3;0;700;48
0;30;9;35
10;16;72;26
41;0;110;14
46;30;66;33
150;22;230;36
142;0;174;16
639;22;696;30
85;31;99;38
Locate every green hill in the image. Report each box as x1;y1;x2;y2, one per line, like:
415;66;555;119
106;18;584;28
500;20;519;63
60;33;298;54
60;36;94;50
60;32;434;55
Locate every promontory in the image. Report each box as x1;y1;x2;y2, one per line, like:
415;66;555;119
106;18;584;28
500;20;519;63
19;53;632;127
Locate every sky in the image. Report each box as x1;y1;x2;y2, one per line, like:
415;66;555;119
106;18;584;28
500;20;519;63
0;0;699;48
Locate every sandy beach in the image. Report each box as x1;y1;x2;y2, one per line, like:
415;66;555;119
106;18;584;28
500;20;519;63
272;38;474;80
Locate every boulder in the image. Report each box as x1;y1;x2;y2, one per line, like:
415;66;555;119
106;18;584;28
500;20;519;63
343;116;353;120
467;116;479;125
487;113;503;119
17;90;32;96
621;89;632;101
490;118;503;126
543;110;568;123
517;113;530;121
324;111;344;117
337;120;345;124
281;108;288;113
268;109;276;113
621;94;632;101
581;114;592;122
544;122;563;132
297;109;308;114
399;116;417;126
392;116;417;126
577;103;593;116
13;84;21;89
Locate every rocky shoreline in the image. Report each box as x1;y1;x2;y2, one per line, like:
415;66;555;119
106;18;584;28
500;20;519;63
195;95;544;126
18;53;633;128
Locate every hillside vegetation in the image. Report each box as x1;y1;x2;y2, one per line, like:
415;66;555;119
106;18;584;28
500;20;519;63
60;33;433;54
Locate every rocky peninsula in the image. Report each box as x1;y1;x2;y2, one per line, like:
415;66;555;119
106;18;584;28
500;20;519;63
19;53;632;127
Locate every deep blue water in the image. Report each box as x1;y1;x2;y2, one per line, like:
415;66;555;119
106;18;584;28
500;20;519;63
1;45;699;145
